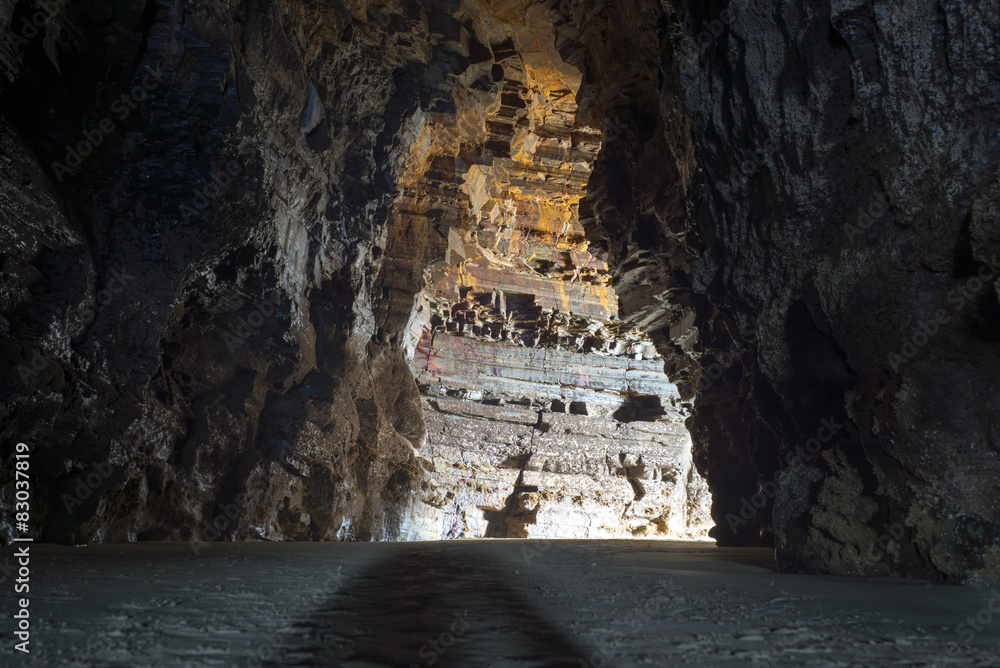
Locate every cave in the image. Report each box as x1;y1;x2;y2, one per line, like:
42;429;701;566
2;0;1000;664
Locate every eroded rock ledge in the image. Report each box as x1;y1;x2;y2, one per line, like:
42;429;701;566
400;332;712;540
406;395;711;540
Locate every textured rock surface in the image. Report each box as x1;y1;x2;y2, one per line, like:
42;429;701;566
561;0;1000;582
405;353;712;540
2;0;999;583
0;0;447;543
0;0;707;547
359;0;713;541
413;331;673;405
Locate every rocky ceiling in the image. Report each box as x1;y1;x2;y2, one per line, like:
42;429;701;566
1;0;999;583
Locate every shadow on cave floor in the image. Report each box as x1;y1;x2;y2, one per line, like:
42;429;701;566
262;547;588;667
11;540;1000;667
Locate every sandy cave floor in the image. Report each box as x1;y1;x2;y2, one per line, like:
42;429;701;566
3;539;999;667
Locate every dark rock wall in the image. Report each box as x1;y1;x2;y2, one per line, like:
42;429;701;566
0;0;442;543
687;0;1000;583
565;0;1000;582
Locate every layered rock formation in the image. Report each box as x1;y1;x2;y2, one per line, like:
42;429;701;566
403;333;712;540
361;0;712;540
406;395;711;540
2;0;999;583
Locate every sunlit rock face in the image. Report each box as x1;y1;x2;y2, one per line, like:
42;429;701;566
375;0;615;347
402;333;712;540
370;0;711;540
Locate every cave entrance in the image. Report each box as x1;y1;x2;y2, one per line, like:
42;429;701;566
403;316;714;540
371;6;713;541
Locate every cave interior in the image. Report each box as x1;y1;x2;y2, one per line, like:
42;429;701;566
3;0;1000;663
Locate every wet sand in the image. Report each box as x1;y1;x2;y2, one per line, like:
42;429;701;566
3;540;998;666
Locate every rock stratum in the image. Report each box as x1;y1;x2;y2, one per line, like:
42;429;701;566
1;0;999;583
405;333;712;540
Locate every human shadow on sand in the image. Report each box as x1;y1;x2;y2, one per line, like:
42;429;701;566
261;544;591;667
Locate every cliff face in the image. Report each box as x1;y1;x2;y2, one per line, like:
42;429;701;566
2;0;999;582
564;0;1000;582
1;0;702;546
1;0;444;543
406;334;712;540
367;0;711;540
678;0;1000;583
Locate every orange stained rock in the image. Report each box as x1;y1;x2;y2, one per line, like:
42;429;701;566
379;0;626;341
